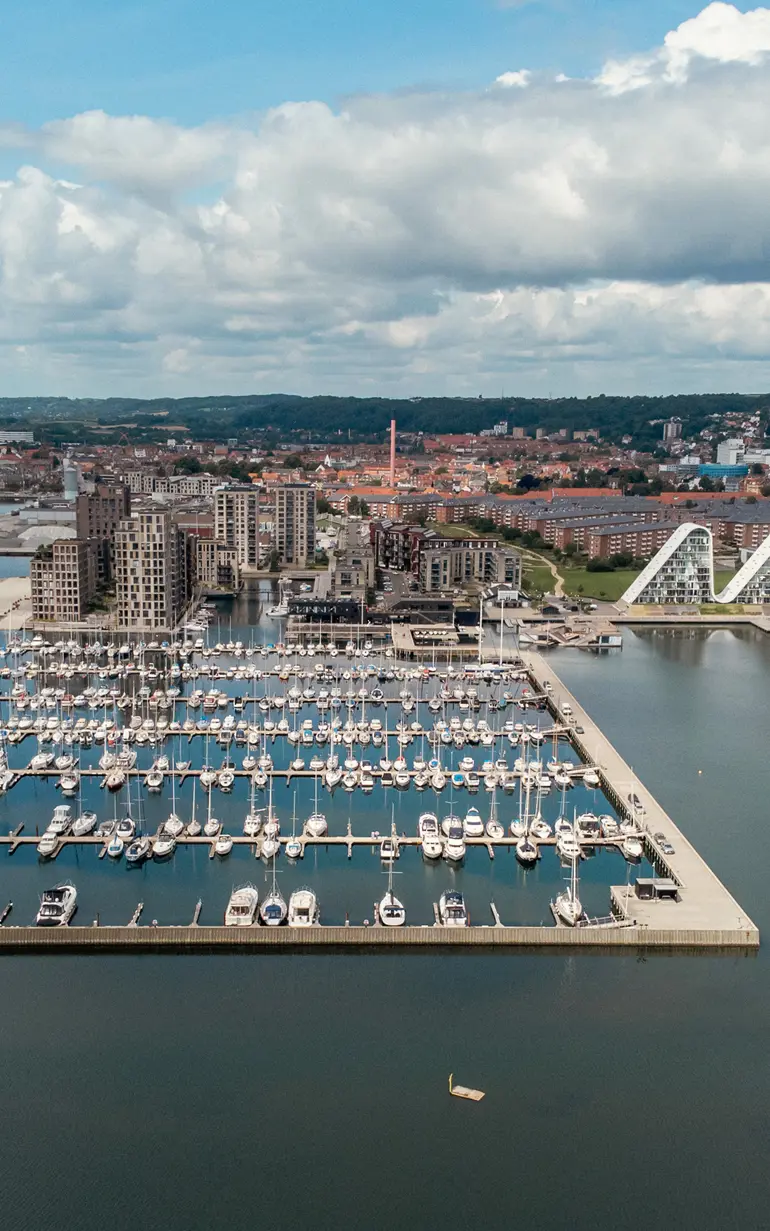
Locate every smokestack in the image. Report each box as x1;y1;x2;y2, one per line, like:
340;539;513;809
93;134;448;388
389;419;396;488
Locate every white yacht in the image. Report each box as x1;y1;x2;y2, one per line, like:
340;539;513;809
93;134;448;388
622;835;643;861
443;823;466;863
260;862;288;926
463;807;484;838
418;812;439;839
48;804;72;835
225;884;259;926
35;883;77;926
553;859;583;927
72;810;97;836
438;890;469;927
37;830;59;857
215;833;233;856
153;829;177;859
305;811;328;838
556;832;582;862
379;856;405;927
516;835;539;866
288;887;320;926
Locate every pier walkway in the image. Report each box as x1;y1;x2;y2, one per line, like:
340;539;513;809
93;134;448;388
523;651;759;944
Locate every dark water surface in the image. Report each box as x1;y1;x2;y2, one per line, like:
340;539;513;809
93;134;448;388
1;624;769;1230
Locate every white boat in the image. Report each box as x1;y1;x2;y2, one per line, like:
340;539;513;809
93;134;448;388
37;830;59;857
48;804;72;835
261;835;280;860
379;853;405;927
463;807;484;838
305;806;328;838
622;835;643;861
288;887;320;926
72;810;97;836
35;883;77;926
107;834;124;858
153;829;177;859
260;857;287;925
285;836;302;859
583;769;600;789
215;833;233;856
225;884;259;926
438;890;468;927
516;835;538;866
443;824;466;863
126;835;151;864
556;832;582;862
553;857;583;927
418;812;439;839
530;817;552;841
421;834;442;859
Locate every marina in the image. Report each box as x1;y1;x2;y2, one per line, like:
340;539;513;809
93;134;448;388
0;598;757;949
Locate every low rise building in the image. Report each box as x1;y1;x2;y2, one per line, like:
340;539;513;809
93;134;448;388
417;536;521;594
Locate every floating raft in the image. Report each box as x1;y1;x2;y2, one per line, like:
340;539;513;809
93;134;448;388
449;1073;485;1101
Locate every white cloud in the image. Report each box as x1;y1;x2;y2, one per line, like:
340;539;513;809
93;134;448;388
598;2;770;93
494;70;532;88
4;6;770;395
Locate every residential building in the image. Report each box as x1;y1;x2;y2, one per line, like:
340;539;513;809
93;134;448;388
328;542;375;600
31;540;94;623
123;471;219;497
417;536;521;593
274;484;316;566
196;539;241;592
115;510;193;631
623;523;770;605
0;431;34;445
75;482;131;585
215;485;260;567
663;418;683;444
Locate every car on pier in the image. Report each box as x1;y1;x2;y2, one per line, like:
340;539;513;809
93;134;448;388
655;832;675;855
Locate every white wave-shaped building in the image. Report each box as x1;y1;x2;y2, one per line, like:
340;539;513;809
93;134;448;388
621;523;770;605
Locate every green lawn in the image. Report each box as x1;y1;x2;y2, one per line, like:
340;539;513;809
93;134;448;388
560;567;641;601
522;564;555;595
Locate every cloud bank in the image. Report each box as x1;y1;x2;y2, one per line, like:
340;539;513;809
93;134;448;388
2;3;770;397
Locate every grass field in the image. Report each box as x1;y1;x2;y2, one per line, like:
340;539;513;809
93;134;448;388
559;568;641;601
522;565;555;595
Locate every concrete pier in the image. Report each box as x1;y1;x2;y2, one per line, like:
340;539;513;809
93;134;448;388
522;650;759;945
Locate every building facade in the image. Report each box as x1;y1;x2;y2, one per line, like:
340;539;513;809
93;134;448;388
274;484;316;566
31;539;93;623
214;486;260;567
195;539;241;592
418;537;521;594
115;510;193;631
75;482;131;585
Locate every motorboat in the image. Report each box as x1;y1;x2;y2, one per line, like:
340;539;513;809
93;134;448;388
516;835;538;866
418;812;439;839
35;883;77;926
244;810;263;838
116;818;136;842
622;835;644;861
421;833;442;859
443;824;466;863
288;887;320;926
215;833;234;856
583;769;600;789
438;890;469;927
463;807;484;839
107;834;124;858
126;835;151;864
153;829;177;859
37;830;59;857
48;804;73;836
72;810;97;836
556;832;582;862
225;884;260;926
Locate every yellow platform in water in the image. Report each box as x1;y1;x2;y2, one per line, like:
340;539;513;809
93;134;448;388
449;1073;485;1101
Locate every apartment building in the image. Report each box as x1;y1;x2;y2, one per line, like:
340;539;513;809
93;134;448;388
31;539;93;623
123;471;219;498
196;539;241;592
114;510;192;631
418;537;521;594
75;482;131;585
215;486;260;567
274;484;316;566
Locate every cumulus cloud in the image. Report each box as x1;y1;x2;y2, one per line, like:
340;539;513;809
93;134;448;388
3;5;770;396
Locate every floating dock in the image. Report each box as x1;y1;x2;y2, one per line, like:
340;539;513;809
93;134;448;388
449;1073;485;1101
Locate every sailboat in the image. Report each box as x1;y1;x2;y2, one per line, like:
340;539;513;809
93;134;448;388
553;853;583;927
187;778;202;836
165;762;183;836
305;772;328;837
378;852;406;927
285;791;302;859
260;853;287;925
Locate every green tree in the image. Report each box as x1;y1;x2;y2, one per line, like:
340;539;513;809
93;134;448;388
268;548;280;571
317;496;332;514
283;453;303;468
174;455;202;474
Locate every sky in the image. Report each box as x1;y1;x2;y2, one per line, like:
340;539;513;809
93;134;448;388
2;1;770;399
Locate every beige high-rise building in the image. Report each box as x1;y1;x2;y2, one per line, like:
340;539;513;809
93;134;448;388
214;486;260;567
274;484;316;566
76;482;131;585
115;510;192;631
31;540;94;623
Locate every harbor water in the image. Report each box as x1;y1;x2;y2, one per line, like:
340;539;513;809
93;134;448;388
0;599;768;1230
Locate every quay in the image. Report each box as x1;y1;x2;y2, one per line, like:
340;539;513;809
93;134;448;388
521;650;759;946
